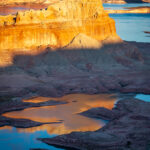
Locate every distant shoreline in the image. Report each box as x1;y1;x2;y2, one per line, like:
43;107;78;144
105;6;150;13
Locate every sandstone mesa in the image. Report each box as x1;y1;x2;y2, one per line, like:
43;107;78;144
0;0;121;66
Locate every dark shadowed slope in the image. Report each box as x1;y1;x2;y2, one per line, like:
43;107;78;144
0;41;150;100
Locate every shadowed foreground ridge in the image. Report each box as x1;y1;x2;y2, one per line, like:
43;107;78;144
0;41;150;99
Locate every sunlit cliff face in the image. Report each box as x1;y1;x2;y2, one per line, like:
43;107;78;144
2;94;116;135
0;0;121;66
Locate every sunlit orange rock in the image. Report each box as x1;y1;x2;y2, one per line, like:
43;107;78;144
0;0;121;65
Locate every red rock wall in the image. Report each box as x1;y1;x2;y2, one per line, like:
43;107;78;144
0;0;121;66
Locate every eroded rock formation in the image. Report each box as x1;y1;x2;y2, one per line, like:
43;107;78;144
0;41;150;99
0;0;121;61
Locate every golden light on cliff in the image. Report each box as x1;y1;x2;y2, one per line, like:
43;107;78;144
0;0;121;67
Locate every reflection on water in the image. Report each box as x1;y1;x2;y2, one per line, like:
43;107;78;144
3;94;116;134
0;127;63;150
23;96;51;103
0;94;117;150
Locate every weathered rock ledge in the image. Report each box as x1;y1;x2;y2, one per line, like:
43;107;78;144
0;41;149;98
80;107;117;120
39;98;150;150
0;0;121;51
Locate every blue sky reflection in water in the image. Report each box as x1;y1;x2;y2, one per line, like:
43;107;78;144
0;127;64;150
0;94;116;150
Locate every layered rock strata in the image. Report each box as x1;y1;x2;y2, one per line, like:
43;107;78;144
0;0;120;58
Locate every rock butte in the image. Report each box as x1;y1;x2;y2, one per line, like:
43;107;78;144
0;0;121;57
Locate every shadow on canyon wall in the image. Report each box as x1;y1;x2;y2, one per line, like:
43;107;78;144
0;41;150;99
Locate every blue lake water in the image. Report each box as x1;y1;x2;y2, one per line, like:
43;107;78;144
135;94;150;102
103;3;150;10
0;128;62;150
109;13;150;42
0;3;150;150
0;94;116;150
103;4;150;42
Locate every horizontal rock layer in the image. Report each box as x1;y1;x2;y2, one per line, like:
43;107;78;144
0;0;120;56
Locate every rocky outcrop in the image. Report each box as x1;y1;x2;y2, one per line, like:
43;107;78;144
0;0;121;53
39;98;150;150
64;33;103;49
0;41;149;98
80;107;117;120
